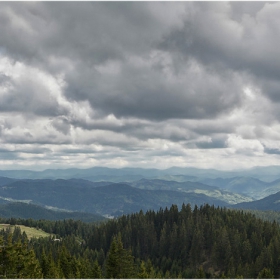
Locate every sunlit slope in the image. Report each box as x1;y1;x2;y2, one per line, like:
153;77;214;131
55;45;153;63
0;224;51;239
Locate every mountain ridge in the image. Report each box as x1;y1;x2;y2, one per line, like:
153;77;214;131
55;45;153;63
0;165;280;181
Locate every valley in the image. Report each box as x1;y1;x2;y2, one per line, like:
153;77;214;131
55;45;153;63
1;166;280;278
0;166;280;219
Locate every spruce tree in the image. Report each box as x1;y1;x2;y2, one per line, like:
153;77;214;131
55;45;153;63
105;234;135;278
138;260;149;278
92;259;102;279
257;268;274;279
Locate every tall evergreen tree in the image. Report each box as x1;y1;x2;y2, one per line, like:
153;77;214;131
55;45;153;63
105;234;135;278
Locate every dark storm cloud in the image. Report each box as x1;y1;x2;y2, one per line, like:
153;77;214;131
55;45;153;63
1;2;280;169
66;56;244;121
159;2;280;104
0;2;245;122
0;2;162;66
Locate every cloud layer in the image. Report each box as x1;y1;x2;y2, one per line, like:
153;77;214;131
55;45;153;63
0;2;280;170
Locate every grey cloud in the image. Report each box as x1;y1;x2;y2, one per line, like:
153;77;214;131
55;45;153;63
0;2;280;170
70;115;195;143
1;2;244;122
65;56;243;121
259;79;280;103
0;73;11;84
17;147;52;154
195;137;228;149
71;117;149;139
158;2;280;104
0;72;66;117
51;117;71;135
0;2;165;67
83;137;143;152
188;121;236;136
4;132;71;145
264;148;280;155
0;150;20;160
58;148;103;155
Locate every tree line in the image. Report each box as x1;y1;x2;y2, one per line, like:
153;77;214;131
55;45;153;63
0;204;280;278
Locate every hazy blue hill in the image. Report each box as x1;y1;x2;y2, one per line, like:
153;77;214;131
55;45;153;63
129;178;252;204
40;166;164;181
164;166;232;178
245;165;280;182
165;166;280;182
157;174;199;182
0;167;162;181
129;178;218;191
198;177;268;199
86;183;229;216
1;166;280;216
232;191;280;211
67;178;114;187
0;170;39;179
0;165;280;182
0;179;229;217
84;174;145;182
256;178;280;199
0;177;18;186
0;202;105;222
199;176;280;200
268;178;280;186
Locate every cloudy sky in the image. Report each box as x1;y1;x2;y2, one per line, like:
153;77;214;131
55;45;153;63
1;1;280;171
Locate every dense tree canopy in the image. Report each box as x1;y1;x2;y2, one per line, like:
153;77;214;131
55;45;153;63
1;204;280;278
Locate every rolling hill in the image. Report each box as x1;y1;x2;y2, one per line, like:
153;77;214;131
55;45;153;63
0;179;229;217
232;190;280;211
0;202;106;222
1;166;280;219
129;178;252;204
197;177;268;199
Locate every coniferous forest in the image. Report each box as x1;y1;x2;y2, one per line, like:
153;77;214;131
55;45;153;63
1;204;280;278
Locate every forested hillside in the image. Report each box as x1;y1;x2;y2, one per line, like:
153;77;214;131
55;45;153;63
0;204;280;278
0;202;105;222
0;179;230;216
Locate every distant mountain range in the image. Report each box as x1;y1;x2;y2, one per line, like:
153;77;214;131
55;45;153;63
1;165;280;182
129;178;252;204
196;176;280;200
0;178;230;217
0;166;280;219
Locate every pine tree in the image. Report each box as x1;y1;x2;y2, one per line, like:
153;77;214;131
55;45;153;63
195;266;205;279
0;234;42;279
92;259;102;279
40;249;49;278
146;258;156;278
0;234;17;278
18;247;42;278
58;245;73;278
105;234;135;278
138;260;149;278
46;251;60;278
257;268;274;279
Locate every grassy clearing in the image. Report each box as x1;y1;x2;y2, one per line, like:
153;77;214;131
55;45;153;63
0;224;51;239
